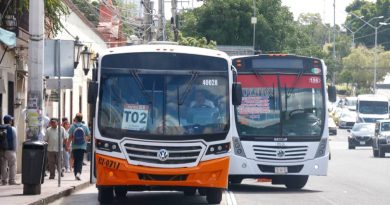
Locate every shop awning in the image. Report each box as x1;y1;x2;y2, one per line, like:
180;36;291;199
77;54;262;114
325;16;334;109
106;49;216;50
0;27;16;47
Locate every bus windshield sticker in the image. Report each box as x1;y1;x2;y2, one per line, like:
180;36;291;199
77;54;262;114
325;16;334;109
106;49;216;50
202;79;218;86
122;104;149;131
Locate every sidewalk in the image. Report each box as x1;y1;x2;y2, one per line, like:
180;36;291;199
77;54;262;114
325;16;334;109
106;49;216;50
0;162;92;205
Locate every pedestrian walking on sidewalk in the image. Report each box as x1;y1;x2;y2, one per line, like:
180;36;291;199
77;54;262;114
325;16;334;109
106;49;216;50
61;117;71;173
0;115;19;185
44;118;68;179
68;113;90;180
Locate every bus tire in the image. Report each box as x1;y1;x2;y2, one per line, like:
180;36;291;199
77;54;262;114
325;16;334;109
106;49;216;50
206;188;223;204
98;187;114;204
183;188;197;196
198;188;207;196
285;175;308;190
229;177;243;184
114;186;127;198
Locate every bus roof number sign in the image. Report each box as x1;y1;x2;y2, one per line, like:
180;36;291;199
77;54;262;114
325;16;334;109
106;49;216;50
252;58;304;69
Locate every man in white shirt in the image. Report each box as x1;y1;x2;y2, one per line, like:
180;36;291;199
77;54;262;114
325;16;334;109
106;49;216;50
44;118;68;179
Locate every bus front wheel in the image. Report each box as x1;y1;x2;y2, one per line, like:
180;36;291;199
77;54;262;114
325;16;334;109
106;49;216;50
284;175;309;190
183;188;197;196
114;186;127;198
98;187;114;204
206;188;223;204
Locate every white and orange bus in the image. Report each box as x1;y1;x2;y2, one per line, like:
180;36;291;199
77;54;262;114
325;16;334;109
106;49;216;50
229;54;336;189
89;44;241;204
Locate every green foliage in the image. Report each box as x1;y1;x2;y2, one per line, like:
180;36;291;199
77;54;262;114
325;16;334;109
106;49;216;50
345;0;390;50
17;0;69;37
179;0;296;52
45;0;69;36
341;45;389;92
72;0;99;26
177;32;217;49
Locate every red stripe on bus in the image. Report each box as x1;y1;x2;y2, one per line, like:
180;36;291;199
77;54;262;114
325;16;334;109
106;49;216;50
238;75;322;89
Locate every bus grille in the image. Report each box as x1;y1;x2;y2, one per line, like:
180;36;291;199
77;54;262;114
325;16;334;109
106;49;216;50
138;174;188;181
252;145;308;161
122;142;205;168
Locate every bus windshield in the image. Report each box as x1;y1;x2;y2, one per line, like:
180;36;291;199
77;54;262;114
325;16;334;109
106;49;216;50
236;74;324;138
98;70;229;137
359;101;389;115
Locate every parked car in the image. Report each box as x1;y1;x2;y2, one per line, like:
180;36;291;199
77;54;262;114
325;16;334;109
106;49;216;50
339;111;357;129
348;123;375;149
328;117;337;135
373;120;390;157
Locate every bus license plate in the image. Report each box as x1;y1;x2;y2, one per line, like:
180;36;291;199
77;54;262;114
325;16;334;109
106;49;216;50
360;141;365;145
275;167;288;174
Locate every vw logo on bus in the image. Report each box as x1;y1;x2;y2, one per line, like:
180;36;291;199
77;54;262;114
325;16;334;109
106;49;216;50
276;149;285;158
157;149;169;161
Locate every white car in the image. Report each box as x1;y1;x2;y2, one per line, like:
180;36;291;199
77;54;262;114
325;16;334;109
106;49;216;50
339;111;357;129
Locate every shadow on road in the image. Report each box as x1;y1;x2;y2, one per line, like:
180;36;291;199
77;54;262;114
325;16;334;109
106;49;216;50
228;183;322;195
56;191;209;205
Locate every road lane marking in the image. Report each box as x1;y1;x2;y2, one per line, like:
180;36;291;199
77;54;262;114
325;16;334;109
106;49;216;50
225;190;237;205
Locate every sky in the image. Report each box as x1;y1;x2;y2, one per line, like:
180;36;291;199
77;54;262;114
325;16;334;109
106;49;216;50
154;0;378;26
281;0;356;25
282;0;378;25
165;0;374;26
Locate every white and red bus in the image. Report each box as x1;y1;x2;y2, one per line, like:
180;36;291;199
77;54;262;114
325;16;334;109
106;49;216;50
229;54;336;189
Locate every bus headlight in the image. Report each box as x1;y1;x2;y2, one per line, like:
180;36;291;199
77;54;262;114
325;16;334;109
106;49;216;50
96;139;121;153
314;138;328;158
206;142;230;155
232;137;246;157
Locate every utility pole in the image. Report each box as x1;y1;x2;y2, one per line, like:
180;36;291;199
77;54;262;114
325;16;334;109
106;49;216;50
158;0;165;41
171;0;178;41
332;0;336;85
143;0;153;42
252;0;257;53
27;0;45;140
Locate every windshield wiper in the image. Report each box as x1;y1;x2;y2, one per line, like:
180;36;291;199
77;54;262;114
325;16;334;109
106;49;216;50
286;68;305;98
178;71;199;105
131;70;153;103
131;70;155;123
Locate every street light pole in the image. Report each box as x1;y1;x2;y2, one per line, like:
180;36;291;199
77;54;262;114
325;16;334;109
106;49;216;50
252;0;256;53
374;27;378;93
332;0;336;85
349;14;390;93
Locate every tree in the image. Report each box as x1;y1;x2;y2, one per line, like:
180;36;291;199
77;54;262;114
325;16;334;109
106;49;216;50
177;32;217;49
17;0;69;37
345;0;390;50
179;0;297;52
342;45;388;93
71;0;99;26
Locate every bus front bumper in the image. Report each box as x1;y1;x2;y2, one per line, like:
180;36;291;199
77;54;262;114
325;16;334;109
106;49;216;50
95;154;229;189
229;154;329;176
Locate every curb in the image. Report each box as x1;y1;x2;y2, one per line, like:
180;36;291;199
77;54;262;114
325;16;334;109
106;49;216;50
27;181;91;205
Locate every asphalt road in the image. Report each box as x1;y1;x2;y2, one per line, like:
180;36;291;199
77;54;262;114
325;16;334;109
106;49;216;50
49;128;390;205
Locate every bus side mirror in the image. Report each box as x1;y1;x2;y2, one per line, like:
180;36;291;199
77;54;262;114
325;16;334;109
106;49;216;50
232;82;242;106
328;85;336;103
88;81;98;105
